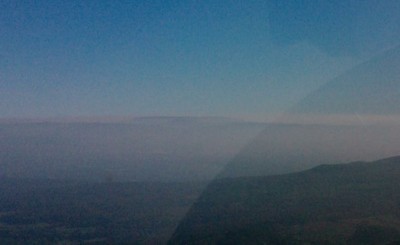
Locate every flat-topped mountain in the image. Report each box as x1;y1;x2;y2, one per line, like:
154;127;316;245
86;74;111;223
170;156;400;244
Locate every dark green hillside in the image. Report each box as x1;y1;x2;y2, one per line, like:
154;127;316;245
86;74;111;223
170;156;400;244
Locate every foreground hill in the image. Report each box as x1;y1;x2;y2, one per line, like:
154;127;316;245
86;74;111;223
170;156;400;244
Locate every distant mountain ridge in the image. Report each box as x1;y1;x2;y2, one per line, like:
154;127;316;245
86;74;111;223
170;155;400;244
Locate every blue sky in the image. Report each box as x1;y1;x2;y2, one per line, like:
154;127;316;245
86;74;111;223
1;0;399;120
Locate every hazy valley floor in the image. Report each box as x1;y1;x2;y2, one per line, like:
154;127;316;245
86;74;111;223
0;179;205;244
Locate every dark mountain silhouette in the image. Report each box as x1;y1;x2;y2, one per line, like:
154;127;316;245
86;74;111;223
170;156;400;244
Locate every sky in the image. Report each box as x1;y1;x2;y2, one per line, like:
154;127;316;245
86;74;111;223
1;0;400;121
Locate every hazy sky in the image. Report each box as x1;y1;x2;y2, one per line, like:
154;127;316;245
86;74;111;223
1;0;400;120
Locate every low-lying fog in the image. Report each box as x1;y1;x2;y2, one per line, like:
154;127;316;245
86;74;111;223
2;116;400;182
0;117;265;182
